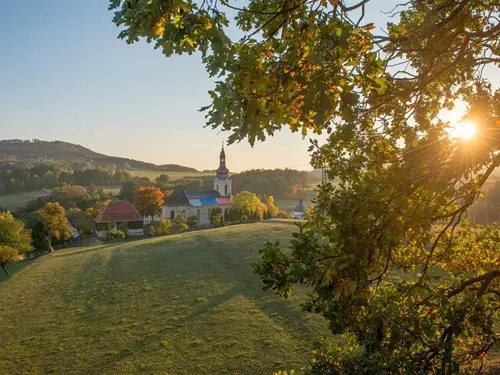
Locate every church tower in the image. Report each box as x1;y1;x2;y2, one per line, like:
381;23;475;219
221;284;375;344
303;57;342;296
214;143;231;196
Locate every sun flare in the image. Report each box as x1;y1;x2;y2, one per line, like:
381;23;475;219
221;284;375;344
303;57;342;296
449;121;477;140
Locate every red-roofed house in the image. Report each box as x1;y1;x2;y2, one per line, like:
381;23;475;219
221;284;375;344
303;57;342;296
95;201;144;238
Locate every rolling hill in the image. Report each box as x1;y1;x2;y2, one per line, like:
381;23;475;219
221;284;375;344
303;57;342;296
0;221;328;375
0;139;197;172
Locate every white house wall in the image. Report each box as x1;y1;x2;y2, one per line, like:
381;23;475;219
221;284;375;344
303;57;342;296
161;204;229;226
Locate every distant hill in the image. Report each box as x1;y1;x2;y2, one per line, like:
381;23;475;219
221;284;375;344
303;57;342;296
0;139;198;172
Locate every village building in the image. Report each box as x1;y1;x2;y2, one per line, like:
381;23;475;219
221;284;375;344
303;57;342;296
161;145;232;225
291;199;308;220
94;200;144;238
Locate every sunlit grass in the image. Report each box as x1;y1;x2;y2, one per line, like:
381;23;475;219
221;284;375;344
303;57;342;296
0;222;328;375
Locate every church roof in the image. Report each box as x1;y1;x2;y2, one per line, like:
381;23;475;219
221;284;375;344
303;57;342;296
185;190;221;199
95;201;143;223
294;200;308;213
163;190;232;207
163;189;190;206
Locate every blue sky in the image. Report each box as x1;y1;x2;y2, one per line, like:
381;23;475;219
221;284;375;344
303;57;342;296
1;1;496;172
0;0;318;172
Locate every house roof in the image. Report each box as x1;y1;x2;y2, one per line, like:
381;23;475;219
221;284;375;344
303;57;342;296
95;201;143;224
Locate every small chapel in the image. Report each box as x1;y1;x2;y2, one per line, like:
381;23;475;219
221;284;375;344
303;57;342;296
161;145;232;226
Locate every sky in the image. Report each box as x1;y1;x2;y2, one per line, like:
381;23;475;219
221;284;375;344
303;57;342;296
1;1;497;172
0;0;319;172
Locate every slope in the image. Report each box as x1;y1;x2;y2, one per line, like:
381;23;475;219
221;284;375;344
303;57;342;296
0;139;197;171
0;221;328;375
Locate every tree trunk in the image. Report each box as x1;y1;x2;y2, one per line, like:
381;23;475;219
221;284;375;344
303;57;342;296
48;235;54;252
1;263;9;276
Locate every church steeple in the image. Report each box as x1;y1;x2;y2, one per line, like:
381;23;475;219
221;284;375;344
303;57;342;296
216;142;229;177
214;142;231;196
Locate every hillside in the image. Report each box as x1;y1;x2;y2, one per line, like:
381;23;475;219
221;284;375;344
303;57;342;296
0;139;197;172
0;222;328;375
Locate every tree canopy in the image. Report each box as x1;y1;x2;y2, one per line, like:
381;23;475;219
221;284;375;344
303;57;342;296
0;211;33;275
134;186;165;217
111;0;500;373
36;202;72;252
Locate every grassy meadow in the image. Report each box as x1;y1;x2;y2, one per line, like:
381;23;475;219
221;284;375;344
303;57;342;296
0;221;328;375
0;189;52;211
0;185;122;211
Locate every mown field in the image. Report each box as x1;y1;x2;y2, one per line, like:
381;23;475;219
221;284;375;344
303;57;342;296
0;189;52;211
0;221;328;375
0;185;122;211
127;169;213;181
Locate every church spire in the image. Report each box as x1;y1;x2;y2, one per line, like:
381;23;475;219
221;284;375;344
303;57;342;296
216;141;229;177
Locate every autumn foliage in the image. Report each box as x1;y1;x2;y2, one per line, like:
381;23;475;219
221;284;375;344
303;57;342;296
133;186;165;217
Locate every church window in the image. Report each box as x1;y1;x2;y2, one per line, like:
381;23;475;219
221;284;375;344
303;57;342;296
170;210;175;220
225;184;228;195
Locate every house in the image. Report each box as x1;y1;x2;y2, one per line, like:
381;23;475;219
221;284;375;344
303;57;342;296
162;145;232;226
291;199;308;220
94;200;144;238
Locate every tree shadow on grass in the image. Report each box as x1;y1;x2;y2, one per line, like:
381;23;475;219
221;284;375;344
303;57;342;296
0;258;36;282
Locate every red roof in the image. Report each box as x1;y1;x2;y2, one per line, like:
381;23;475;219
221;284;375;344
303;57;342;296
95;201;143;224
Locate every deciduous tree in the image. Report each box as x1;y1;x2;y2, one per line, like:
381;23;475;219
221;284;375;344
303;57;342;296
0;211;33;275
112;0;500;373
36;202;72;252
134;186;165;217
266;196;279;217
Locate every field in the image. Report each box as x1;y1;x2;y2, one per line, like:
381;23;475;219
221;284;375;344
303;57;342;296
0;221;328;375
127;169;213;181
0;185;122;211
0;189;52;211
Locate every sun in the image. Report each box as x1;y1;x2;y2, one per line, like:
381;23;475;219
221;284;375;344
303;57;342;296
448;121;477;140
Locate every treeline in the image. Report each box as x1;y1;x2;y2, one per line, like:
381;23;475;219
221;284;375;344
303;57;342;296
0;165;135;195
0;139;198;172
231;169;313;198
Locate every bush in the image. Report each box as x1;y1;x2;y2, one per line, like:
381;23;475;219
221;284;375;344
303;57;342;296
147;224;156;237
187;215;198;228
154;218;171;235
107;230;126;240
172;215;188;233
210;207;223;225
241;215;248;223
276;210;291;219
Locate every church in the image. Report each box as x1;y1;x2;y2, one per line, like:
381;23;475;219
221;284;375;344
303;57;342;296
161;145;232;226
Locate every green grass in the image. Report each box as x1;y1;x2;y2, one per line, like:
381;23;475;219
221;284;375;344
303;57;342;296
0;185;122;211
0;222;328;375
127;169;213;181
0;189;52;211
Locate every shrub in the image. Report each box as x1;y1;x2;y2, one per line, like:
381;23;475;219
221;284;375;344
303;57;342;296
210;208;223;225
147;224;156;237
187;215;198;228
107;230;126;240
241;215;248;223
276;210;291;219
154;218;171;235
172;215;188;233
